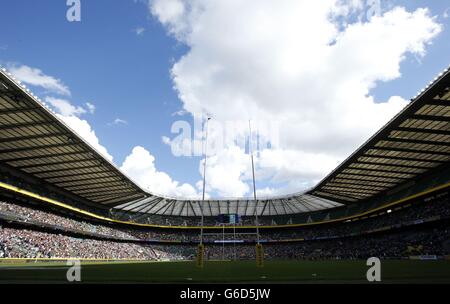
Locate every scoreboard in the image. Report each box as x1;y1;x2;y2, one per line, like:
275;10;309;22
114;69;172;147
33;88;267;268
218;214;240;224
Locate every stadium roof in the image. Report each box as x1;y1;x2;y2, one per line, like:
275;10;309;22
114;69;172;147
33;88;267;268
114;194;342;217
310;65;450;203
0;64;449;216
0;69;146;206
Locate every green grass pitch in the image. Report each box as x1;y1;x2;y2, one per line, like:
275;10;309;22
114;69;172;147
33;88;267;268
0;260;449;283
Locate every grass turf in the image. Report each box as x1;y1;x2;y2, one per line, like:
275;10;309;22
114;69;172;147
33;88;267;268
0;260;449;283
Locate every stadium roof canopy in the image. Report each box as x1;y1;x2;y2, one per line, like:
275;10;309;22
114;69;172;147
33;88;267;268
0;65;449;216
0;70;145;206
310;66;450;204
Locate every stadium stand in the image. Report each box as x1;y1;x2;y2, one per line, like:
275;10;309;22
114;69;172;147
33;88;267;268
0;189;448;260
0;189;448;242
0;64;449;261
1;218;448;260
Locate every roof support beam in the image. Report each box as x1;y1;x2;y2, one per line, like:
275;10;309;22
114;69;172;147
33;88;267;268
157;199;177;215
394;127;450;136
83;190;138;200
130;199;167;221
160;200;175;216
0;121;54;131
42;169;113;181
50;174;118;185
0;143;79;154
143;197;167;215
370;146;450;157
289;199;305;213
189;201;197;217
97;193;144;205
208;200;213;217
112;197;149;213
345;166;418;176
0;132;68;144
319;189;367;200
412;114;450;122
244;200;250;216
291;198;307;212
98;195;147;206
168;200;177;216
17;158;98;170
354;160;433;170
64;180;126;191
26;163;103;175
325;181;387;190
331;177;396;187
74;186;132;196
336;171;407;182
297;198;315;212
175;200;186;217
91;194;140;205
321;186;378;196
0;151;91;163
269;201;275;216
419;99;450;106
384;137;450;147
304;200;321;212
284;200;297;214
260;200;269;216
120;197;160;213
0;107;40;115
313;191;358;202
359;154;442;164
280;199;288;215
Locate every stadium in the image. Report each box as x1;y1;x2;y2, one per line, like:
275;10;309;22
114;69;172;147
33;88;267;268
0;62;449;284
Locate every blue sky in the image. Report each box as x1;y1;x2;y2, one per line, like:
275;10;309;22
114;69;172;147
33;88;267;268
1;0;198;183
1;0;449;198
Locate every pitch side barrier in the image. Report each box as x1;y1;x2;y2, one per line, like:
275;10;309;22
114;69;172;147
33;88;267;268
1;179;449;231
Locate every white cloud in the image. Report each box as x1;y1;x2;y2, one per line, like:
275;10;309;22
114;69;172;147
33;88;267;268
151;0;442;197
257;149;340;186
162;136;171;145
201;145;251;198
43;98;110;163
42;97;113;161
121;146;200;198
45;97;87;117
42;97;112;161
7;64;71;96
133;27;146;36
85;102;96;114
56;114;114;162
108;118;128;126
149;0;186;39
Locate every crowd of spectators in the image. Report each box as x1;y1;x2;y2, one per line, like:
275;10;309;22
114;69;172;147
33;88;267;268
0;224;448;260
1;192;448;244
259;193;450;241
202;227;450;260
0;191;449;260
0;201;138;240
0;226;187;260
